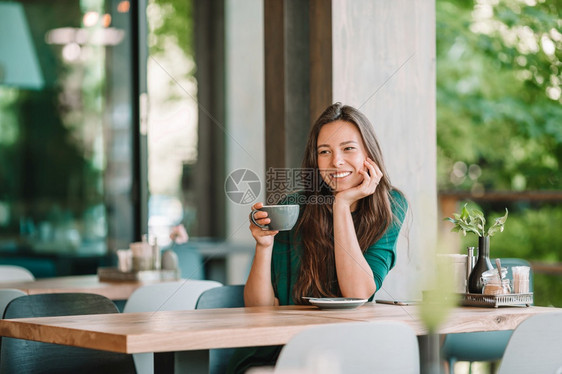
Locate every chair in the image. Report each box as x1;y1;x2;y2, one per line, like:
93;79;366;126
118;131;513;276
123;280;222;374
497;312;562;374
172;244;205;280
0;293;136;374
441;258;534;373
0;259;56;278
195;284;245;309
0;289;26;318
0;265;35;282
123;279;222;313
275;321;420;374
195;285;245;374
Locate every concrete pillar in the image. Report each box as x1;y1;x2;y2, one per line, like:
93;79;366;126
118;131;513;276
331;0;436;299
224;0;265;283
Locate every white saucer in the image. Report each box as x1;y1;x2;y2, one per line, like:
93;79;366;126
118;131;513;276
304;297;368;310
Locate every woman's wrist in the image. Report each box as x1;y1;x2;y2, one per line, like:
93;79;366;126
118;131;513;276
255;242;274;253
333;197;353;212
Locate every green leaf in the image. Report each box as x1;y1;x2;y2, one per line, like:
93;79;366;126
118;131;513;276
460;204;470;220
486;208;509;237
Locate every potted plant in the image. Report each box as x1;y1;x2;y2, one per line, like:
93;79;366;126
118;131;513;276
445;204;509;293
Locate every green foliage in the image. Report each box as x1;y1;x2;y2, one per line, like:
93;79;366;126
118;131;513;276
148;0;193;57
534;274;562;307
436;0;562;192
445;204;508;237
483;205;562;262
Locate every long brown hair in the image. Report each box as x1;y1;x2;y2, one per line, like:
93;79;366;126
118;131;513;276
293;102;398;302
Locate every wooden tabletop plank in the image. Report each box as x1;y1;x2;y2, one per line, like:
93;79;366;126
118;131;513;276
0;303;558;354
0;306;354;353
276;303;557;334
0;275;174;300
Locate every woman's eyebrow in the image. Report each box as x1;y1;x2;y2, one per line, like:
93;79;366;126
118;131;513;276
316;140;359;149
317;140;358;149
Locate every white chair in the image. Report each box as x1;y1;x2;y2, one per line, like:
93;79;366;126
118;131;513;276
0;289;26;318
497;312;562;374
275;321;420;374
0;265;35;282
123;280;222;374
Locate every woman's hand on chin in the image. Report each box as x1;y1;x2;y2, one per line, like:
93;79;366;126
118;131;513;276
335;158;383;209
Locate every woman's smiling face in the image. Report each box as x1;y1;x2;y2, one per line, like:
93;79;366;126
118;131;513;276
316;120;369;192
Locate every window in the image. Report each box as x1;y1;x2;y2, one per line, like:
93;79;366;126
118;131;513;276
0;0;138;277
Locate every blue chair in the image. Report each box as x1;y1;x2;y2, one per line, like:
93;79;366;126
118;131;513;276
172;244;204;280
195;284;245;309
0;293;136;374
0;289;26;317
441;258;534;373
195;285;246;374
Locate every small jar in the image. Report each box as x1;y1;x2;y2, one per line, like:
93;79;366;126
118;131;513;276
481;267;507;281
483;279;511;295
481;268;511;295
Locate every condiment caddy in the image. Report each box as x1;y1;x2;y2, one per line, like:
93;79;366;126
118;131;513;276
461;247;532;308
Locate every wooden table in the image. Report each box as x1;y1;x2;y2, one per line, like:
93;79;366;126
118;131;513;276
0;303;557;373
0;274;171;300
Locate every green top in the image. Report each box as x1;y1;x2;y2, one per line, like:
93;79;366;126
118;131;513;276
227;190;408;373
271;189;407;305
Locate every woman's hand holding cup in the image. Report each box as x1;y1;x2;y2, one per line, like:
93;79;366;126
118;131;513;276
249;202;279;247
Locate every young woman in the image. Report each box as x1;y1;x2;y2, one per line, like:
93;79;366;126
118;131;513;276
228;102;408;372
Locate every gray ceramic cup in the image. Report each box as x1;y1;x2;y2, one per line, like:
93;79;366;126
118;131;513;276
250;205;299;231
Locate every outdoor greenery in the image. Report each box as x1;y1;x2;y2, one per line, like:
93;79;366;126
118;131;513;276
437;0;561;192
148;0;192;59
437;0;562;306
